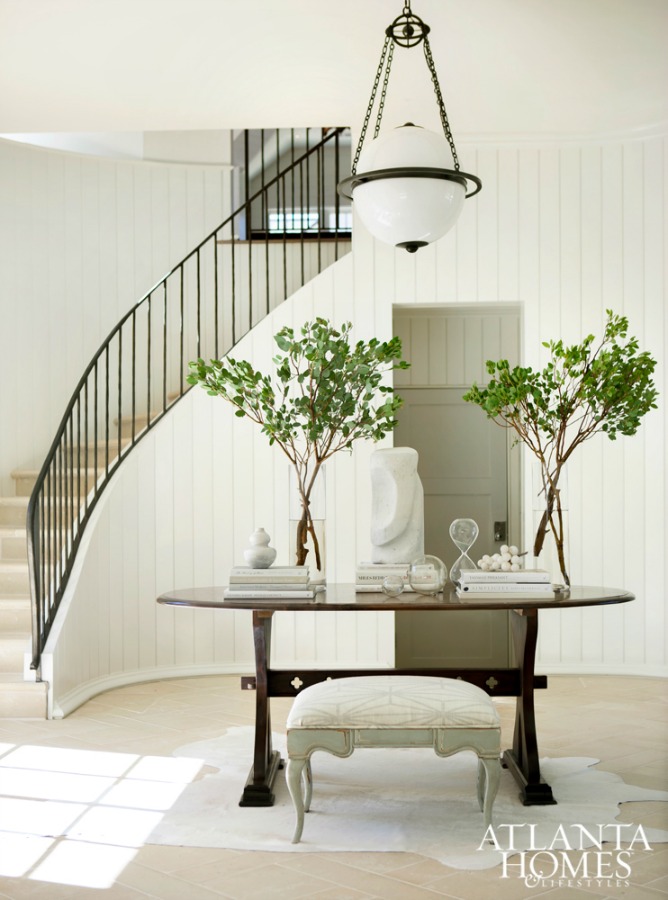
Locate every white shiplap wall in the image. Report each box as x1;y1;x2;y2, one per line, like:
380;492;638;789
38;132;668;714
0;138;231;493
383;137;666;677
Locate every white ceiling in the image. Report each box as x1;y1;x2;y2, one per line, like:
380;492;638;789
1;0;666;138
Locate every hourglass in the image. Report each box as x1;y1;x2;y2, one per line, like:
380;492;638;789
449;518;479;585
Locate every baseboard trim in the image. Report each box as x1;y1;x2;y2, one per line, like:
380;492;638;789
47;659;393;718
48;663;252;719
536;663;668;679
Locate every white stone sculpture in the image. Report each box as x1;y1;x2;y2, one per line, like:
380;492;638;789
370;447;424;564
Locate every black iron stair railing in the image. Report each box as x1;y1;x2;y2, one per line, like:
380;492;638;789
27;126;351;672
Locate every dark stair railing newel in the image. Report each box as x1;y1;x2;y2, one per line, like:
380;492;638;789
27;127;351;672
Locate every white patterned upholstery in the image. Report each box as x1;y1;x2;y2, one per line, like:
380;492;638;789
287;675;500;729
285;675;502;843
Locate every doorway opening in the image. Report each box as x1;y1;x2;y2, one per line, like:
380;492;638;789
392;303;522;667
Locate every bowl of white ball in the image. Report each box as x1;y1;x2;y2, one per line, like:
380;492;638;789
477;544;525;572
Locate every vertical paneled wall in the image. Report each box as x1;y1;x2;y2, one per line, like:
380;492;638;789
393;305;521;389
40;132;667;714
381;136;666;675
0;138;231;493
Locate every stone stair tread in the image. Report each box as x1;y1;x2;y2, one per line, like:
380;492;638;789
0;673;42;685
0;675;47;717
0;672;31;687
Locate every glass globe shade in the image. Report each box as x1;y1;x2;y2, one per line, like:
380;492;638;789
352;125;466;251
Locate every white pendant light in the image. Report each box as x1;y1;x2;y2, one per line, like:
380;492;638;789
338;2;481;253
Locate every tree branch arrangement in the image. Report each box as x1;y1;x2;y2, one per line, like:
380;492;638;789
463;311;657;585
188;318;409;570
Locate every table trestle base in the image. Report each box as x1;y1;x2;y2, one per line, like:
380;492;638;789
502;749;557;805
239;749;283;807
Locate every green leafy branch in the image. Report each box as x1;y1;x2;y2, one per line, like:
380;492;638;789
463;310;658;584
187;318;409;567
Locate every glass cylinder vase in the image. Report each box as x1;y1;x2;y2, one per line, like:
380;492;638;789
532;463;569;587
289;464;326;584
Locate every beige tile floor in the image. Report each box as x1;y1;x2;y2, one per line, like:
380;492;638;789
0;674;666;900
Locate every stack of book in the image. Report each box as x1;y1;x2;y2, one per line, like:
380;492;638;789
456;568;553;598
355;562;412;592
224;566;315;599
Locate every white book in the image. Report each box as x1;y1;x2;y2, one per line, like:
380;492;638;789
226;582;309;592
357;562;410;571
229;566;309;584
356;573;411;583
458;581;554;593
457;588;556;601
355;584;417;593
223;588;316;599
459;569;551;584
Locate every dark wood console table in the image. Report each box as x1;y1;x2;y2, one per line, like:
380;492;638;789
158;584;633;808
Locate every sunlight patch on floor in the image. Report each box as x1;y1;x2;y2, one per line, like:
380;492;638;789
0;742;204;888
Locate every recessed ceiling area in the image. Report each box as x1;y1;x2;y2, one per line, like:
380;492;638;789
0;0;666;138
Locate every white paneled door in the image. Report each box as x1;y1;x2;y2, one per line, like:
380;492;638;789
394;388;513;668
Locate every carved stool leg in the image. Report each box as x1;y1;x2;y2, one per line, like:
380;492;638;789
478;757;501;828
304;758;313;812
286;757;307;844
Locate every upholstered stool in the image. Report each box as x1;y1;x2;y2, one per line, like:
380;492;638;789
286;675;501;843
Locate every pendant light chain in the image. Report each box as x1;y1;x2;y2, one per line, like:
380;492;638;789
423;36;461;172
373;40;394;140
351;5;462;175
351;35;392;176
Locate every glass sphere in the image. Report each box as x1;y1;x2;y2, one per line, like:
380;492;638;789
408;555;447;595
382;575;404;597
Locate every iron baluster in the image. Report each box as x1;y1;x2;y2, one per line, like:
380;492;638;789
147;294;152;429
178;268;184;396
196;251;201;361
118;328;123;460
162;281;167;413
94;362;98;492
84;379;89;512
131;310;137;443
105;344;110;475
214;229;220;360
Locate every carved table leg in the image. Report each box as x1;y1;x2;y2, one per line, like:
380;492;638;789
502;609;557;805
239;610;282;806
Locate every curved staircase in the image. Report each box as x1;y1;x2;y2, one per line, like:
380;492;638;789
3;127;351;718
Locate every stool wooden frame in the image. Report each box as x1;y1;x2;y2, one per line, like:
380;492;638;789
285;677;502;844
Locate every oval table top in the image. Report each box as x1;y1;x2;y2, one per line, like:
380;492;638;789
158;584;634;613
